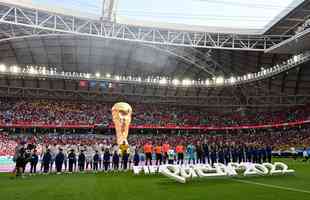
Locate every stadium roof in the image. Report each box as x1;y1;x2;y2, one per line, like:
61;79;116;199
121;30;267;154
117;0;304;34
264;0;310;35
2;0;305;34
0;0;310;107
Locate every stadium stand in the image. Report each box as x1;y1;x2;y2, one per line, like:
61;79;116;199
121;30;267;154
0;98;309;128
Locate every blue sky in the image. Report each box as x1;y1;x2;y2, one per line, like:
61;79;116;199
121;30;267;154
32;0;303;29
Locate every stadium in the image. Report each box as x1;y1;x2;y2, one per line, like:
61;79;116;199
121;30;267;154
0;0;310;199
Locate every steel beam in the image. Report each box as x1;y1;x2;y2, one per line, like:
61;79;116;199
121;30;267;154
0;3;291;50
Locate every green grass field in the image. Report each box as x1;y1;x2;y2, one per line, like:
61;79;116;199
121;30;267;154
0;159;309;200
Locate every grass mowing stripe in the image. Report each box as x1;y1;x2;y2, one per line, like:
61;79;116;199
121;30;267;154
232;179;310;195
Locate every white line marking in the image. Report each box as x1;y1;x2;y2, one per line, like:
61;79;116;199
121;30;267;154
233;179;310;194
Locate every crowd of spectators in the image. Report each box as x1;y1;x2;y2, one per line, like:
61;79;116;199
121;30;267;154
0;98;309;127
1;127;310;158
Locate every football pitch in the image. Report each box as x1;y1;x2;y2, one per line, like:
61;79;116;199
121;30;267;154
0;159;309;200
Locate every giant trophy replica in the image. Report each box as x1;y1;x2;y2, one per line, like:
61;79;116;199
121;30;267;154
111;102;132;145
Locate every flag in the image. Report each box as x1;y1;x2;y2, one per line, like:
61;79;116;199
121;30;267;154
79;80;88;87
89;80;97;88
99;81;108;89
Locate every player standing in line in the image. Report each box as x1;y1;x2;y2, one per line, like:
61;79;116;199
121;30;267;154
187;143;196;164
176;143;184;165
68;149;76;173
85;145;93;171
112;150;120;171
93;150;100;172
103;148;111;171
162;142;170;164
167;148;175;164
133;149;140;166
155;143;162;166
144;142;153;166
30;149;39;174
55;148;65;174
78;150;86;172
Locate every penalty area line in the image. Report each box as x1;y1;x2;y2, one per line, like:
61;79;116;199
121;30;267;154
232;179;310;195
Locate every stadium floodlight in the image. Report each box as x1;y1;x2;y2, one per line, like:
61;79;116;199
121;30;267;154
85;73;90;79
41;67;47;75
229;77;236;84
159;78;167;85
182;79;191;86
10;65;20;74
106;73;111;78
0;64;6;72
172;79;180;86
29;66;38;75
215;76;224;85
263;69;267;75
95;72;101;78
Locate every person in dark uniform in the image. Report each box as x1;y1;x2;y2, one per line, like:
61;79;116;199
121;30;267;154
133;149;140;166
253;146;258;163
68;149;76;173
261;146;267;163
231;146;237;163
30;149;39;174
238;146;244;163
218;147;224;164
103;148;111;171
257;147;263;164
42;149;52;173
266;145;272;163
210;146;217;166
93;151;100;172
122;150;129;170
98;149;103;170
15;147;27;177
23;147;32;173
78;150;86;172
224;146;231;165
203;142;209;164
196;142;204;164
112;151;119;171
245;146;251;162
55;149;65;174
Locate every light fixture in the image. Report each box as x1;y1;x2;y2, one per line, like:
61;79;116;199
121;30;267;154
106;73;111;78
229;76;236;84
0;64;6;72
182;79;191;86
95;72;100;78
29;66;38;74
41;67;47;75
172;79;180;86
85;73;90;79
11;65;20;74
159;78;167;85
215;76;224;85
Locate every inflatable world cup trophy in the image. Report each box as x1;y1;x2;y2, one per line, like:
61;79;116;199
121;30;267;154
112;102;132;145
